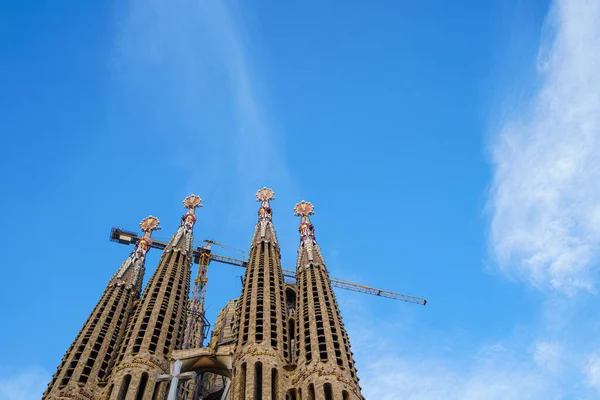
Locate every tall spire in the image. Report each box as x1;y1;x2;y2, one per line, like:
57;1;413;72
232;187;289;400
108;196;200;400
111;216;161;293
252;187;278;246
294;200;322;266
170;194;202;253
43;216;161;400
291;201;364;400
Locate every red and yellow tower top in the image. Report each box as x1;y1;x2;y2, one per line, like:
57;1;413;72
294;201;315;244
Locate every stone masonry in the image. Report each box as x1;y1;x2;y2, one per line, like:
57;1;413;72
45;191;364;400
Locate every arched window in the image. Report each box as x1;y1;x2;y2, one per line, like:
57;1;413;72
342;390;349;400
324;383;333;400
255;362;263;399
135;373;148;400
271;369;278;400
116;375;131;400
308;383;316;400
240;363;247;400
151;382;162;400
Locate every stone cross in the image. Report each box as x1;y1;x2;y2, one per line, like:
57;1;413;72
155;359;196;400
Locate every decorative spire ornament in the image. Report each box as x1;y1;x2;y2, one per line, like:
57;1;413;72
294;200;317;262
114;215;161;290
136;215;160;258
172;194;202;252
255;187;277;243
182;194;202;233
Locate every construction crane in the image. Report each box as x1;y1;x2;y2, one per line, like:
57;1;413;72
110;227;427;306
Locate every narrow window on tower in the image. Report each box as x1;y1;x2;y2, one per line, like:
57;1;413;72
271;368;278;400
308;383;316;400
323;383;333;400
342;390;349;400
135;373;148;400
116;374;131;400
151;382;162;400
240;363;247;400
254;362;263;399
286;388;298;400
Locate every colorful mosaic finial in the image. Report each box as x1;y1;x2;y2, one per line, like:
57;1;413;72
139;216;161;234
181;194;202;234
294;201;314;217
294;201;315;243
183;194;203;210
256;187;275;202
256;187;275;220
136;216;160;260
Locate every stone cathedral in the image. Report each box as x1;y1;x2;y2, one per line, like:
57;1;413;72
44;188;364;400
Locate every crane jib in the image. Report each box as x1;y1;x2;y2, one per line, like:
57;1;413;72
109;227;427;306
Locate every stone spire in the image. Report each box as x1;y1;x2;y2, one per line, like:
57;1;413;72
251;186;279;247
110;216;161;294
171;194;203;254
291;201;364;400
232;187;289;400
108;196;201;400
43;216;161;400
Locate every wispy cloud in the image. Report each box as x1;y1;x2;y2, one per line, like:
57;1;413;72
342;298;600;400
584;352;600;393
114;0;290;193
359;354;557;400
345;2;600;397
344;308;564;400
0;368;50;400
489;0;600;292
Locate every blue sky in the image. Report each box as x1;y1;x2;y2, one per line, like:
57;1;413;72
2;0;600;398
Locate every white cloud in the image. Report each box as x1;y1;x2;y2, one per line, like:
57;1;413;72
0;368;50;400
489;0;600;292
533;340;562;373
356;339;561;400
584;352;600;392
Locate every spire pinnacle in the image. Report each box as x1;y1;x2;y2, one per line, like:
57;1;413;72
256;187;275;221
252;187;278;246
170;195;202;252
294;200;315;243
181;194;202;232
138;215;161;254
183;194;203;211
112;216;160;290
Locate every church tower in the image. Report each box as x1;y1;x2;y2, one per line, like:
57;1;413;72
231;188;289;400
291;201;363;400
108;195;202;400
43;216;161;400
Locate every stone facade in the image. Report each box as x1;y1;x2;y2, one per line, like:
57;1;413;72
107;199;200;400
231;188;290;400
46;191;364;400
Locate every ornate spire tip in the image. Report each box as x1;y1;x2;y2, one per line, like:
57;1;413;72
139;216;161;233
256;187;275;202
294;201;314;217
183;194;203;209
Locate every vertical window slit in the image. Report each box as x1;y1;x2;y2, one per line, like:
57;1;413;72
254;362;263;399
116;374;131;400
